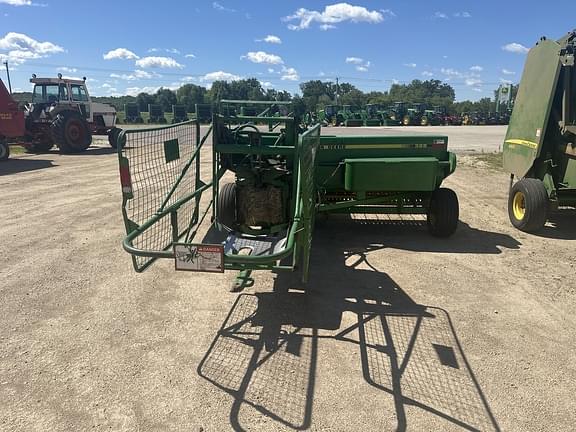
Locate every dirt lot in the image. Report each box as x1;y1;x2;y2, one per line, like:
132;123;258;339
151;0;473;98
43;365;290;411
1;126;575;432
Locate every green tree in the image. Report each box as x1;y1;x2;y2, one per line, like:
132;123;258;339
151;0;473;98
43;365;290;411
155;88;177;112
176;84;206;112
136;92;155;112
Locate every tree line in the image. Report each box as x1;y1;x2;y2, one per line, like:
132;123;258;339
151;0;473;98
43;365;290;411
13;78;518;115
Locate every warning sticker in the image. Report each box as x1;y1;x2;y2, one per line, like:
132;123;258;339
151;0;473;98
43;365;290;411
174;243;224;273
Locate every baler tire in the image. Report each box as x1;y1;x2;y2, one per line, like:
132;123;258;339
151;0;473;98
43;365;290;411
0;140;9;161
427;188;459;237
218;183;237;229
51;112;92;153
108;127;122;149
508;178;549;232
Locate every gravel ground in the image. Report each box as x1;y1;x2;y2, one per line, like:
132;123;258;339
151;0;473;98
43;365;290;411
0;125;574;432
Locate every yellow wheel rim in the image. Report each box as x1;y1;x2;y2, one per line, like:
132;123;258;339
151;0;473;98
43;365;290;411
512;191;526;220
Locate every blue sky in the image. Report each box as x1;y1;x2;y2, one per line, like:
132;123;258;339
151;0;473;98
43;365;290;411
0;0;574;100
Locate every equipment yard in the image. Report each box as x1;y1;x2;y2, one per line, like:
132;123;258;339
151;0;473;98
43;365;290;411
1;125;574;432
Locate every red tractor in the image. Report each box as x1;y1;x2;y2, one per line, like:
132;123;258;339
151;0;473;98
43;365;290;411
0;75;120;161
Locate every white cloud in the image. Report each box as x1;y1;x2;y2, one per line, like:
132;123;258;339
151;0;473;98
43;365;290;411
453;12;471;18
57;66;77;73
502;68;516;75
202;71;242;82
0;32;64;65
502;43;529;54
257;35;282;44
102;83;113;89
125;86;162;96
148;48;160;53
433;12;448;19
185;53;196;58
212;1;235;12
281;66;299;81
500;78;513;84
135;56;183;69
260;81;273;88
403;63;417;68
470;65;483;72
441;68;463;78
465;78;482;87
320;24;337;31
166;48;180;54
346;57;363;65
267;68;275;73
422;71;434;77
103;48;139;60
110;70;161;81
356;66;368;72
284;3;392;31
241;51;284;65
0;0;40;6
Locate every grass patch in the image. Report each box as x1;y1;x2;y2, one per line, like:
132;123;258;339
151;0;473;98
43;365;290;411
474;152;503;170
9;145;27;155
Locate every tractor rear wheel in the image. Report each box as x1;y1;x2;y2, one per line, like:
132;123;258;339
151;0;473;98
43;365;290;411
427;188;459;237
51;112;92;153
421;116;429;126
0;140;9;161
508;178;549;232
403;115;410;126
217;182;237;229
108;127;122;149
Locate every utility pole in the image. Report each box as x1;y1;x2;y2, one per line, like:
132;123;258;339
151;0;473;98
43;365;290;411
335;77;339;105
3;61;12;94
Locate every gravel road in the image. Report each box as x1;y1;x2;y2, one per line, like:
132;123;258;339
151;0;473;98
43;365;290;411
0;125;574;431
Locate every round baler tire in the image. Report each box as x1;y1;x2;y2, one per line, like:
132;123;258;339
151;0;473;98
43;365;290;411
108;127;122;150
427;188;459;237
218;183;237;229
51;112;92;153
0;140;9;161
508;178;549;232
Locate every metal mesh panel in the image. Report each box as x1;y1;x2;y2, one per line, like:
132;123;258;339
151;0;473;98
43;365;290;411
298;124;321;281
120;121;198;270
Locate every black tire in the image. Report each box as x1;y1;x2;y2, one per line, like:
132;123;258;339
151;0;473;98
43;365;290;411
0;141;9;161
508;178;549;232
217;183;237;229
51;111;92;153
108;127;122;149
136;117;144;124
427;188;459;237
159;117;167;124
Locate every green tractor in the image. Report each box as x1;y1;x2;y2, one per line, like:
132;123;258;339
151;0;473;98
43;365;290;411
504;30;576;232
116;99;459;288
317;104;341;126
386;102;408;126
364;104;383;126
337;105;364;127
402;103;429;126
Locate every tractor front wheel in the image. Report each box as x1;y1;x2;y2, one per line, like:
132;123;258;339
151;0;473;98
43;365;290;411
51;112;92;153
508;178;548;232
217;183;237;229
427;188;459;237
0;140;9;161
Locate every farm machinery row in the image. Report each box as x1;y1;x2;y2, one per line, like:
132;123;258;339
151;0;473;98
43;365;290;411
116;100;459;288
121;103;212;124
309;103;511;127
0;74;120;160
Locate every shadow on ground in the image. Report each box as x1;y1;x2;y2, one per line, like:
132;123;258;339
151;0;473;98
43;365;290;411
534;209;576;240
0;158;57;175
198;220;507;431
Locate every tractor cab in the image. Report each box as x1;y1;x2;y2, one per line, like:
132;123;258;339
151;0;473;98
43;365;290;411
29;75;92;122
